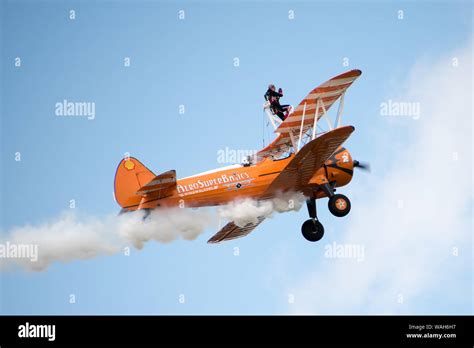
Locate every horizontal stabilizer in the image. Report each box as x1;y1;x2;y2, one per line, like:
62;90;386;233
136;170;177;196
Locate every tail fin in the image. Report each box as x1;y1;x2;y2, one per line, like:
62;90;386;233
114;157;155;209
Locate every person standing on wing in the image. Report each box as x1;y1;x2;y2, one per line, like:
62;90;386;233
264;84;291;121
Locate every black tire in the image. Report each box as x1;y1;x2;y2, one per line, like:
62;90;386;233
328;194;351;217
301;219;325;242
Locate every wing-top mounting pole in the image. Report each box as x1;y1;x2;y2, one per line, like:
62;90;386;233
263;101;282;131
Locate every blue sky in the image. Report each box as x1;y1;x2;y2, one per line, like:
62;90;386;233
1;0;472;314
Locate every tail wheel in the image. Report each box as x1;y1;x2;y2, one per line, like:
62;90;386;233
328;194;351;217
301;219;325;242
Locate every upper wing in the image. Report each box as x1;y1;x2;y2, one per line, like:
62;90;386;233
257;70;361;161
276;69;361;134
136;169;177;198
256;133;292;161
266;126;354;193
207;217;265;243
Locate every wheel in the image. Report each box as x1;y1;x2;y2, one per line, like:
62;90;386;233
301;219;325;242
328;194;351;217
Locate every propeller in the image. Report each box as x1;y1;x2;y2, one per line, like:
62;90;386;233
353;160;371;172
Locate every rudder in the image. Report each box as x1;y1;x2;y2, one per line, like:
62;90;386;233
114;157;155;209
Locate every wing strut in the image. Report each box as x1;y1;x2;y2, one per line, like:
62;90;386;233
297;102;307;151
311;99;320;140
320;99;332;131
335;92;345;128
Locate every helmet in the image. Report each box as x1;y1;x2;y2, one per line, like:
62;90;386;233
268;84;275;90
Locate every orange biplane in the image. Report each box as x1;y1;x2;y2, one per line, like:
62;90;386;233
114;70;368;242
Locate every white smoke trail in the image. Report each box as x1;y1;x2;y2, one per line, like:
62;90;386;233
119;208;215;249
217;191;305;227
0;209;217;272
0;191;306;272
1;212;122;272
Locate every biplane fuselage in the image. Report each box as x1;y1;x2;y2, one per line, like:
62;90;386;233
115;144;354;212
114;69;363;243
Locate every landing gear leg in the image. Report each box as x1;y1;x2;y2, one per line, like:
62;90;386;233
301;197;325;242
306;197;317;219
320;183;335;198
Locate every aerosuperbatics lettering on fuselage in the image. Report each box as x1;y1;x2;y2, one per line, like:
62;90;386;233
177;172;254;197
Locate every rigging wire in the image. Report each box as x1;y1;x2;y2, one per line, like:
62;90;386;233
262;108;273;148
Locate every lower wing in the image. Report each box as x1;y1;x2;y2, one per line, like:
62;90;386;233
266;125;355;193
207;217;266;243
